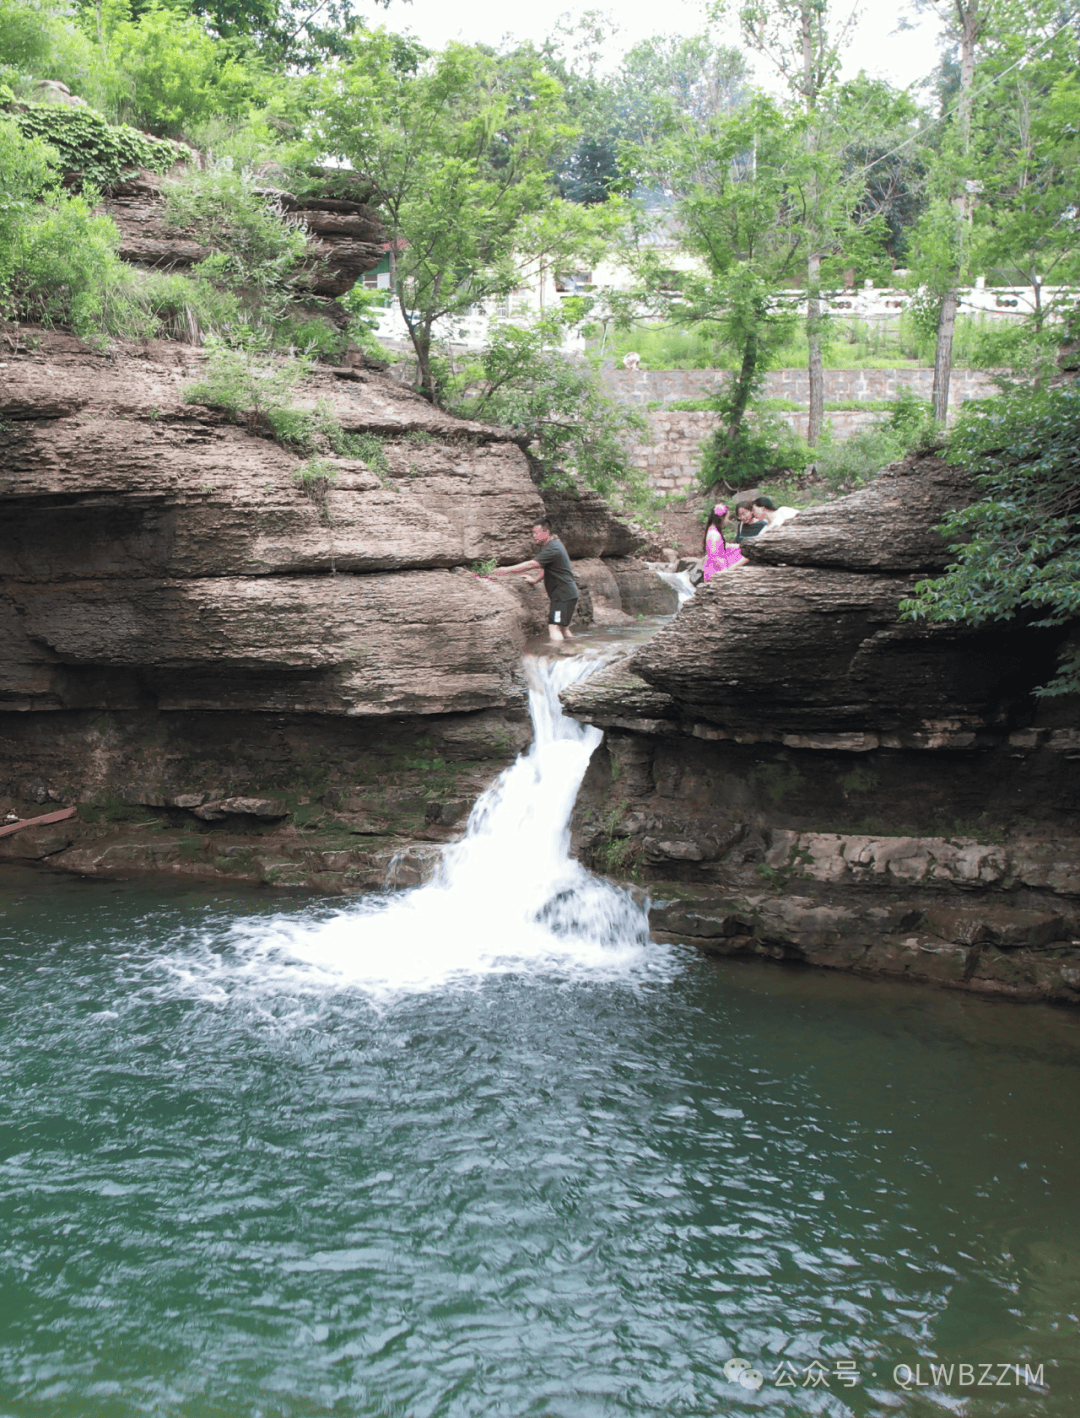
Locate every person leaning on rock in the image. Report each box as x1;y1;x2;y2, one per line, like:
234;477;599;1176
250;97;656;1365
486;520;579;643
751;495;799;532
734;502;768;542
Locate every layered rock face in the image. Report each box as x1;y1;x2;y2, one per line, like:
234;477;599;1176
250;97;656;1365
103;172;385;299
0;330;665;891
562;453;1080;1003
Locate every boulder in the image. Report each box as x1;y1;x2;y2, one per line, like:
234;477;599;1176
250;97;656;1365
744;451;966;572
628;562;1063;736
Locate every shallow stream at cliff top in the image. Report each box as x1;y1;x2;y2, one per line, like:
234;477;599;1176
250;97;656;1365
1;655;1079;1417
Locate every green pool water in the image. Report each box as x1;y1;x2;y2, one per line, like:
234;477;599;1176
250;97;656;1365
1;865;1078;1418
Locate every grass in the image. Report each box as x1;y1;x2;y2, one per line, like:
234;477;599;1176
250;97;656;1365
607;312;1010;373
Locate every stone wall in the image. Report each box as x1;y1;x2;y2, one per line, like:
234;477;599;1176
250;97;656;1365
605;366;997;408
629;409;888;492
609;367;998;493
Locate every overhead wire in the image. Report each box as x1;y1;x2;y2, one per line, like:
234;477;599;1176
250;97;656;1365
846;14;1078;181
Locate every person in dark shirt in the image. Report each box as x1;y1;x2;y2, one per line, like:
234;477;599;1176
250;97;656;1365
734;502;767;543
486;520;579;642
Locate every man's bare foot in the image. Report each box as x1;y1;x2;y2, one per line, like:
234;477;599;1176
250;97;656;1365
563;628;574;639
546;625;564;643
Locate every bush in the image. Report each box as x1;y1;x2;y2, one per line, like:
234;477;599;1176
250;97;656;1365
183;340;312;422
10;104;187;188
811;425;907;491
273;311;348;360
901;383;1080;697
98;4;257;138
0;1;103;106
164;169;307;309
183;342;388;476
447;315;652;514
811;393;938;492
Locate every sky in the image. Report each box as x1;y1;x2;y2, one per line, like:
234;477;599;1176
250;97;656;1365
375;1;946;93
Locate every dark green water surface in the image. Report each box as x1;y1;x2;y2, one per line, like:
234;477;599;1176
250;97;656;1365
1;866;1078;1417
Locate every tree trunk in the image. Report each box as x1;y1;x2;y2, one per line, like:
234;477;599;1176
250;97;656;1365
800;1;824;447
806;254;824;445
933;289;957;423
727;331;759;440
933;0;981;426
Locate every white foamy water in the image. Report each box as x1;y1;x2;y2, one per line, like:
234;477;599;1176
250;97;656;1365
164;653;679;1006
650;565;696;607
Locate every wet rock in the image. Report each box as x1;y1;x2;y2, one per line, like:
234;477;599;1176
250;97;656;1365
607;562;679;617
193;797;289;821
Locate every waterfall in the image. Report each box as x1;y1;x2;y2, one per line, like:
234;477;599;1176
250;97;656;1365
214;653;670;1004
650;565;696;607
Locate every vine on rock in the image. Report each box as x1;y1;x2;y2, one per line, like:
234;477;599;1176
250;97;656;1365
7;104;187;188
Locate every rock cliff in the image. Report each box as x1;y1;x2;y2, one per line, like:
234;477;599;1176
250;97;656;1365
0;328;669;891
562;452;1080;1004
102;170;386;301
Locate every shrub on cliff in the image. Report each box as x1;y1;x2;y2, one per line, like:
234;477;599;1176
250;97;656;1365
0;117;241;340
445;312;652;513
902;382;1080;696
9;104;188;187
163;168;308;327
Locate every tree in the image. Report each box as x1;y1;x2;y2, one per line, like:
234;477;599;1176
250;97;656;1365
544;29;750;205
904;0;1007;421
625;96;823;483
829;75;927;267
966;13;1080;325
446;308;650;510
73;0;396;69
89;2;258;136
712;0;860;445
316;34;620;404
624;89;887;485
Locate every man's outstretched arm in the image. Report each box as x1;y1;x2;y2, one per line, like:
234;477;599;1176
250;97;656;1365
487;559;541;579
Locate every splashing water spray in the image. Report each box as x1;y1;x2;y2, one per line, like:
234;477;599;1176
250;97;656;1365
220;653;669;1004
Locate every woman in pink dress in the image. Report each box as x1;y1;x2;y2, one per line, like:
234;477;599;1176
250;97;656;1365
702;503;744;581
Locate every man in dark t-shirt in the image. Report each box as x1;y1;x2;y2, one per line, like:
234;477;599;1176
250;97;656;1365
486;520;579;642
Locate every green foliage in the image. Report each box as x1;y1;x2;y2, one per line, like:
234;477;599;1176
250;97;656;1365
10;103;187;187
468;557;497;576
348;432;390;479
94;3;261;138
590;804;640;879
0;0;103;103
1;183;123;336
182;339;312;420
315;32;622;403
294;455;338;483
699;403;812;490
272;311;348;360
811;425;909;492
608;324;725;369
446;312;651;512
665;397;715;412
811;391;938;491
183;342;393;481
339;283;394;360
883;389;938;449
901;382;1080;696
293;456;339;520
0;114;244;339
164;169;307;315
